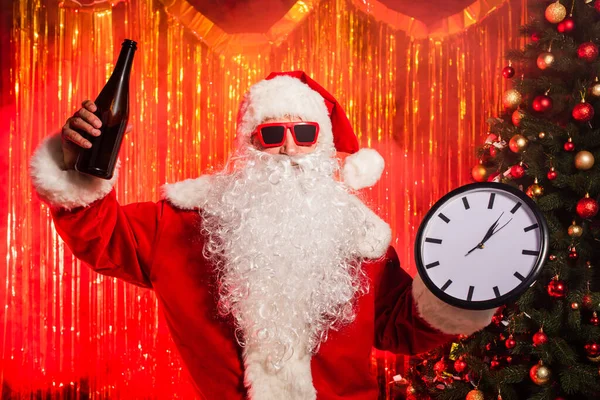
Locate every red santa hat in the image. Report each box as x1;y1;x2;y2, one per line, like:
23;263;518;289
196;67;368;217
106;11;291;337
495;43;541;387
236;71;385;190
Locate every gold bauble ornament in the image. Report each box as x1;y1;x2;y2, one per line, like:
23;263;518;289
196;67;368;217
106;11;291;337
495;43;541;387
568;221;583;238
509;134;528;153
472;163;488;182
530;362;552;385
591;83;600;97
545;1;567;24
537;52;555;70
503;89;522;109
466;389;484;400
588;354;600;363
575;150;595;170
527;179;544;198
538;132;546;139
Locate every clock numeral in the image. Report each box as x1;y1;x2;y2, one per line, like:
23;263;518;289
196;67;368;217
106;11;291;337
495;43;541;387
425;261;440;269
488;193;496;209
425;237;443;244
514;271;526;281
462;197;470;210
438;213;450;223
524;223;539;232
510;202;522;214
522;250;539;256
467;286;475;302
441;279;453;291
493;286;501;298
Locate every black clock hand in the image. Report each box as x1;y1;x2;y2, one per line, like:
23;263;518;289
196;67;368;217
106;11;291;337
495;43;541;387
465;212;504;256
490;217;513;237
480;212;504;245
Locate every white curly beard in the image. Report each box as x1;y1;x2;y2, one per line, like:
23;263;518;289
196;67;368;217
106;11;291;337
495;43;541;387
201;146;370;377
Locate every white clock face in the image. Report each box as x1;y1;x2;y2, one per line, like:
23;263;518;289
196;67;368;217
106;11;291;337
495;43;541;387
416;183;547;310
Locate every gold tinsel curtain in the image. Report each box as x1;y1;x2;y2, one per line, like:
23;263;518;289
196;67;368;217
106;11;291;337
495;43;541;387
1;0;527;397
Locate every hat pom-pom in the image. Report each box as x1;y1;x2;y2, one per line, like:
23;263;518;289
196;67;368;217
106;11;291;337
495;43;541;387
342;148;385;190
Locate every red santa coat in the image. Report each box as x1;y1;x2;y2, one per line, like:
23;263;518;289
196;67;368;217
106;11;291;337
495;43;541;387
30;134;496;399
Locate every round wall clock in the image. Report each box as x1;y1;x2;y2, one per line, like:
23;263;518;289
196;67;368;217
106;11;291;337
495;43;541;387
415;182;549;310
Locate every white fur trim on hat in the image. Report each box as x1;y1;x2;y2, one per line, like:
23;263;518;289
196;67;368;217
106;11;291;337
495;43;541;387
343;148;385;190
236;75;333;150
29;133;118;210
412;274;497;335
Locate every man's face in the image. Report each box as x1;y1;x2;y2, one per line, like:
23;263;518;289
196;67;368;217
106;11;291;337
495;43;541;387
251;116;318;155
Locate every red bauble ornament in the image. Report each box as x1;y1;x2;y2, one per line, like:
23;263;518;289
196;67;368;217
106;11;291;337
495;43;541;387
512;109;524;126
533;95;553;112
547;168;557;180
485;342;493;351
583;294;593;309
573;101;595;122
505;335;516;349
568;246;579;260
533;329;548;346
489;146;497;157
490;358;501;370
531;32;541;42
487;172;500;182
454;357;467;373
585;342;600;357
558;17;575;33
564;138;575;152
549;254;557;261
591;312;599;326
502;65;515;79
506;356;513;364
576;195;599;219
547;278;567;298
578;42;599;62
510;164;526;179
596;0;600;12
434;358;447;375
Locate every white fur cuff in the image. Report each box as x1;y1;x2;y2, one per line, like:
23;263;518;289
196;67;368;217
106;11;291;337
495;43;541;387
412;274;496;336
29;133;118;210
343;148;385;190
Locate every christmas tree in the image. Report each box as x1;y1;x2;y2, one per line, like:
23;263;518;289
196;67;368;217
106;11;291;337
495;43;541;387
404;1;600;399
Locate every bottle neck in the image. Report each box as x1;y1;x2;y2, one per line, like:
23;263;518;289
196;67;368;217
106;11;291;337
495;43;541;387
110;45;136;85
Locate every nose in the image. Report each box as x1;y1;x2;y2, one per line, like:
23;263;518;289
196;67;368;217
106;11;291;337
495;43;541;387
279;129;299;155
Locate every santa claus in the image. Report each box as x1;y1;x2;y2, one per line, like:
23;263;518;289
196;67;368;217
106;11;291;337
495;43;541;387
30;71;496;399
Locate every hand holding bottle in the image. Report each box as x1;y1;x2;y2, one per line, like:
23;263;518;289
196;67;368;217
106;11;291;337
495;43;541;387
61;100;102;170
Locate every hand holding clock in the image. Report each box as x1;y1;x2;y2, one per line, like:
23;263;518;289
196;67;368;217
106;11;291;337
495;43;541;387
415;182;548;310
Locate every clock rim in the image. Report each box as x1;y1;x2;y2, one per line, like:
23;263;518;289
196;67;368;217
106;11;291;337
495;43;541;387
414;182;549;310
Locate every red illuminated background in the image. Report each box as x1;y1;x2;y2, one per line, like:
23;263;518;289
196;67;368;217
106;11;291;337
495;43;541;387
1;0;528;398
